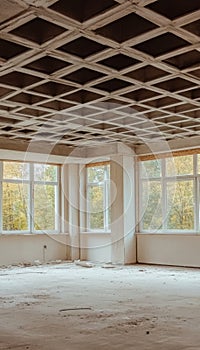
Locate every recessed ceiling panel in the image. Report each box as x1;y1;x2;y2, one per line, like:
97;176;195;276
0;0;199;147
63;90;103;103
147;0;200;20
99;54;140;71
126;65;168;82
164;50;200;70
96;13;158;43
32;82;74;97
134;33;189;57
94;79;131;92
58;37;108;58
123;89;159;102
50;0;117;22
62;68;105;84
25;56;70;74
155;78;195;92
10;18;66;44
183;20;200;37
0;39;28;60
0;72;40;88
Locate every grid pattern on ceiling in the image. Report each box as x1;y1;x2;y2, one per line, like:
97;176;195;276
0;0;199;147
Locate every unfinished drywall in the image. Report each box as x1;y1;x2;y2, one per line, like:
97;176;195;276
0;234;69;266
137;234;200;267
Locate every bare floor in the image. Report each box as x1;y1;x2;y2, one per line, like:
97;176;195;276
0;263;200;350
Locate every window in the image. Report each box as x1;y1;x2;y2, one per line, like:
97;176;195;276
141;180;162;230
139;154;199;233
0;161;59;233
2;162;29;231
87;163;110;231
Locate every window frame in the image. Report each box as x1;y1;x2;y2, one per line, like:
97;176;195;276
86;163;110;233
0;160;60;234
139;154;200;233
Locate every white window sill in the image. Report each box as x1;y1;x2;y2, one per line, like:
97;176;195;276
81;231;111;235
0;232;69;236
137;232;199;236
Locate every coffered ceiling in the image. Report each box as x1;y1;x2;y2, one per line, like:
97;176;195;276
0;0;199;148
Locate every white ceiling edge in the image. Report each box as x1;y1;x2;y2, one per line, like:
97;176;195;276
3;136;200;164
0;148;108;165
135;136;200;156
2;135;200;163
3;136;200;165
0;140;136;164
85;142;136;159
0;149;87;165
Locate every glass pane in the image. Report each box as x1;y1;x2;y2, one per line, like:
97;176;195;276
166;156;193;176
34;184;56;231
3;183;29;231
88;166;105;183
141;181;162;230
141;159;161;178
166;180;194;230
3;162;29;180
34;164;57;182
88;185;104;229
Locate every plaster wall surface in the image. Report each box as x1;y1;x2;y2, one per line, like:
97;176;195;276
0;234;69;266
80;233;112;262
111;155;136;264
137;234;200;267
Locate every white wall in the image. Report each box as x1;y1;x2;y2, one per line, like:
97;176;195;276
110;154;136;264
80;233;112;262
137;234;200;267
0;144;137;266
0;234;70;266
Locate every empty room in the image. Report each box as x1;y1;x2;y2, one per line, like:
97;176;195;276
0;0;200;349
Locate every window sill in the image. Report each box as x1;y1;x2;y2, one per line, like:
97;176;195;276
0;232;69;236
81;231;111;235
137;232;199;236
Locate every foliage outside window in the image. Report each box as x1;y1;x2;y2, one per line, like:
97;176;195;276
1;161;59;233
139;154;197;232
87;163;110;231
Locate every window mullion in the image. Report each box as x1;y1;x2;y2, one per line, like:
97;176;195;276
162;159;167;231
104;181;107;231
106;179;110;231
194;177;198;232
30;163;34;233
56;166;60;233
193;155;198;232
105;165;110;231
0;162;3;232
86;164;110;232
86;174;92;231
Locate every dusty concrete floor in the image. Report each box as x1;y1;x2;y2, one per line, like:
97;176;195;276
0;262;200;350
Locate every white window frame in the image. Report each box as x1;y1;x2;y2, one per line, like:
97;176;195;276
0;161;60;234
86;163;110;232
139;154;199;233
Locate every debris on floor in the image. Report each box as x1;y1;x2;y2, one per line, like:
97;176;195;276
1;263;200;350
74;260;95;268
101;263;116;269
59;307;92;312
